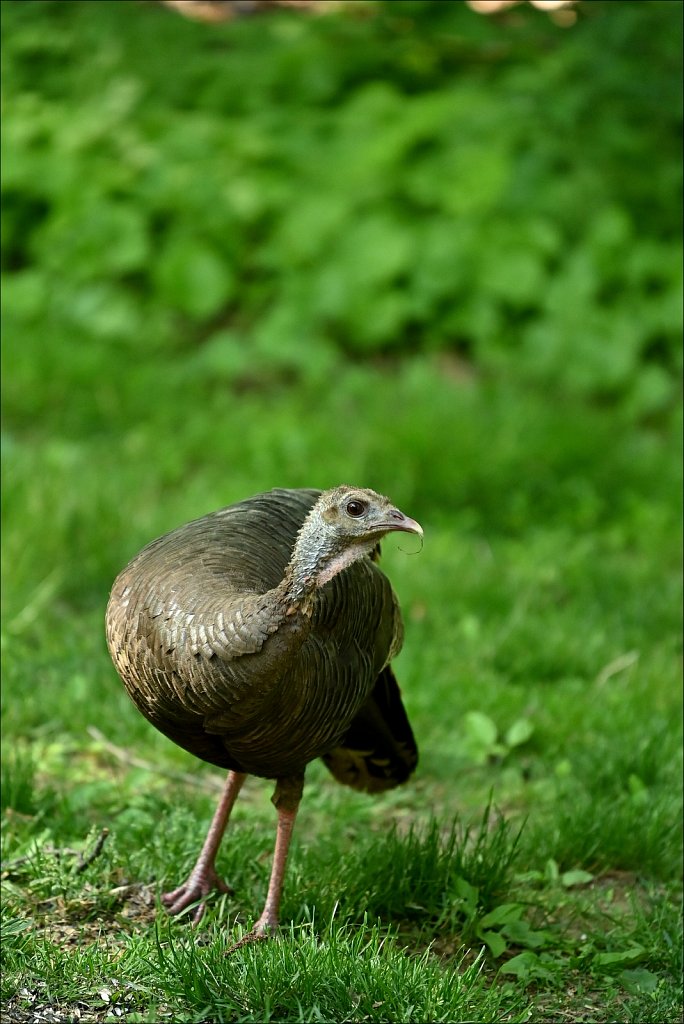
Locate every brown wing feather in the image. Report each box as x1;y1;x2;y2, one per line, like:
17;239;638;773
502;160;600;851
106;488;412;782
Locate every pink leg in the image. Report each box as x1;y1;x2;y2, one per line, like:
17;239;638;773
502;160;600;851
253;804;298;934
227;774;303;952
162;770;246;924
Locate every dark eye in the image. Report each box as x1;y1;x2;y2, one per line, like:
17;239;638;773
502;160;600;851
346;500;367;518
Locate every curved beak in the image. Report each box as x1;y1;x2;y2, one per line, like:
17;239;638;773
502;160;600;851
379;508;423;538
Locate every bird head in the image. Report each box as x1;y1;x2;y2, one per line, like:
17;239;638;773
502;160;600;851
289;487;423;596
318;486;423;545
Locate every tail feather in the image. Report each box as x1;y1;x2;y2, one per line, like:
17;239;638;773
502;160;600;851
321;665;418;794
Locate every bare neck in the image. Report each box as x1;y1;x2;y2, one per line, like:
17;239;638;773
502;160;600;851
279;507;372;612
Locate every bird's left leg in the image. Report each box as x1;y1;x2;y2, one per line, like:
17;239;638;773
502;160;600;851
162;769;246;924
226;772;304;951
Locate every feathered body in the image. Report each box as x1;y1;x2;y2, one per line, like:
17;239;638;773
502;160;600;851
107;488;416;791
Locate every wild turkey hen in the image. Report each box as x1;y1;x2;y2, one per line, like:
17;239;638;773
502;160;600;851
106;486;422;943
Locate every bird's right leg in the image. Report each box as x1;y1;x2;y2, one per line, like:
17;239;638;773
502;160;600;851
161;769;247;924
225;772;304;952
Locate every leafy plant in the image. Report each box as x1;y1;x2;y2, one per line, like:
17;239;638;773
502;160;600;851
460;711;535;765
2;0;682;426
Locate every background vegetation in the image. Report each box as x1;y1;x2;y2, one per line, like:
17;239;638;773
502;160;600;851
2;1;682;1021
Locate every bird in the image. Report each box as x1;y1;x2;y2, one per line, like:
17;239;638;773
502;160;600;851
105;485;422;944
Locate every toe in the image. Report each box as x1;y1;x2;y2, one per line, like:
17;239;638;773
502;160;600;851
160;868;232;921
224;929;271;954
160;887;183;907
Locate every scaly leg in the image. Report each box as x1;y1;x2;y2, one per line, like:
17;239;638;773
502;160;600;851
162;770;247;924
227;773;303;952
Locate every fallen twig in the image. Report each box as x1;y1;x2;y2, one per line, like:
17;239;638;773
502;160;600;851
86;725;225;792
595;650;639;687
75;827;110;874
2;847;79;872
1;828;110;875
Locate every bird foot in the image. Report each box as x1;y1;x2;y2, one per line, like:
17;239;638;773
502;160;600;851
161;865;233;925
224;914;279;954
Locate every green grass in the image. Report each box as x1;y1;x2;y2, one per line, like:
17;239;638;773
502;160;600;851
2;367;682;1022
2;0;682;1020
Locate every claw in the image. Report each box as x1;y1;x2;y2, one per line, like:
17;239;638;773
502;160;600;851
225;917;277;954
161;865;233;924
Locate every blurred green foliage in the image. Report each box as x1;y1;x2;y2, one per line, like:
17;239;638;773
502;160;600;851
2;0;682;431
